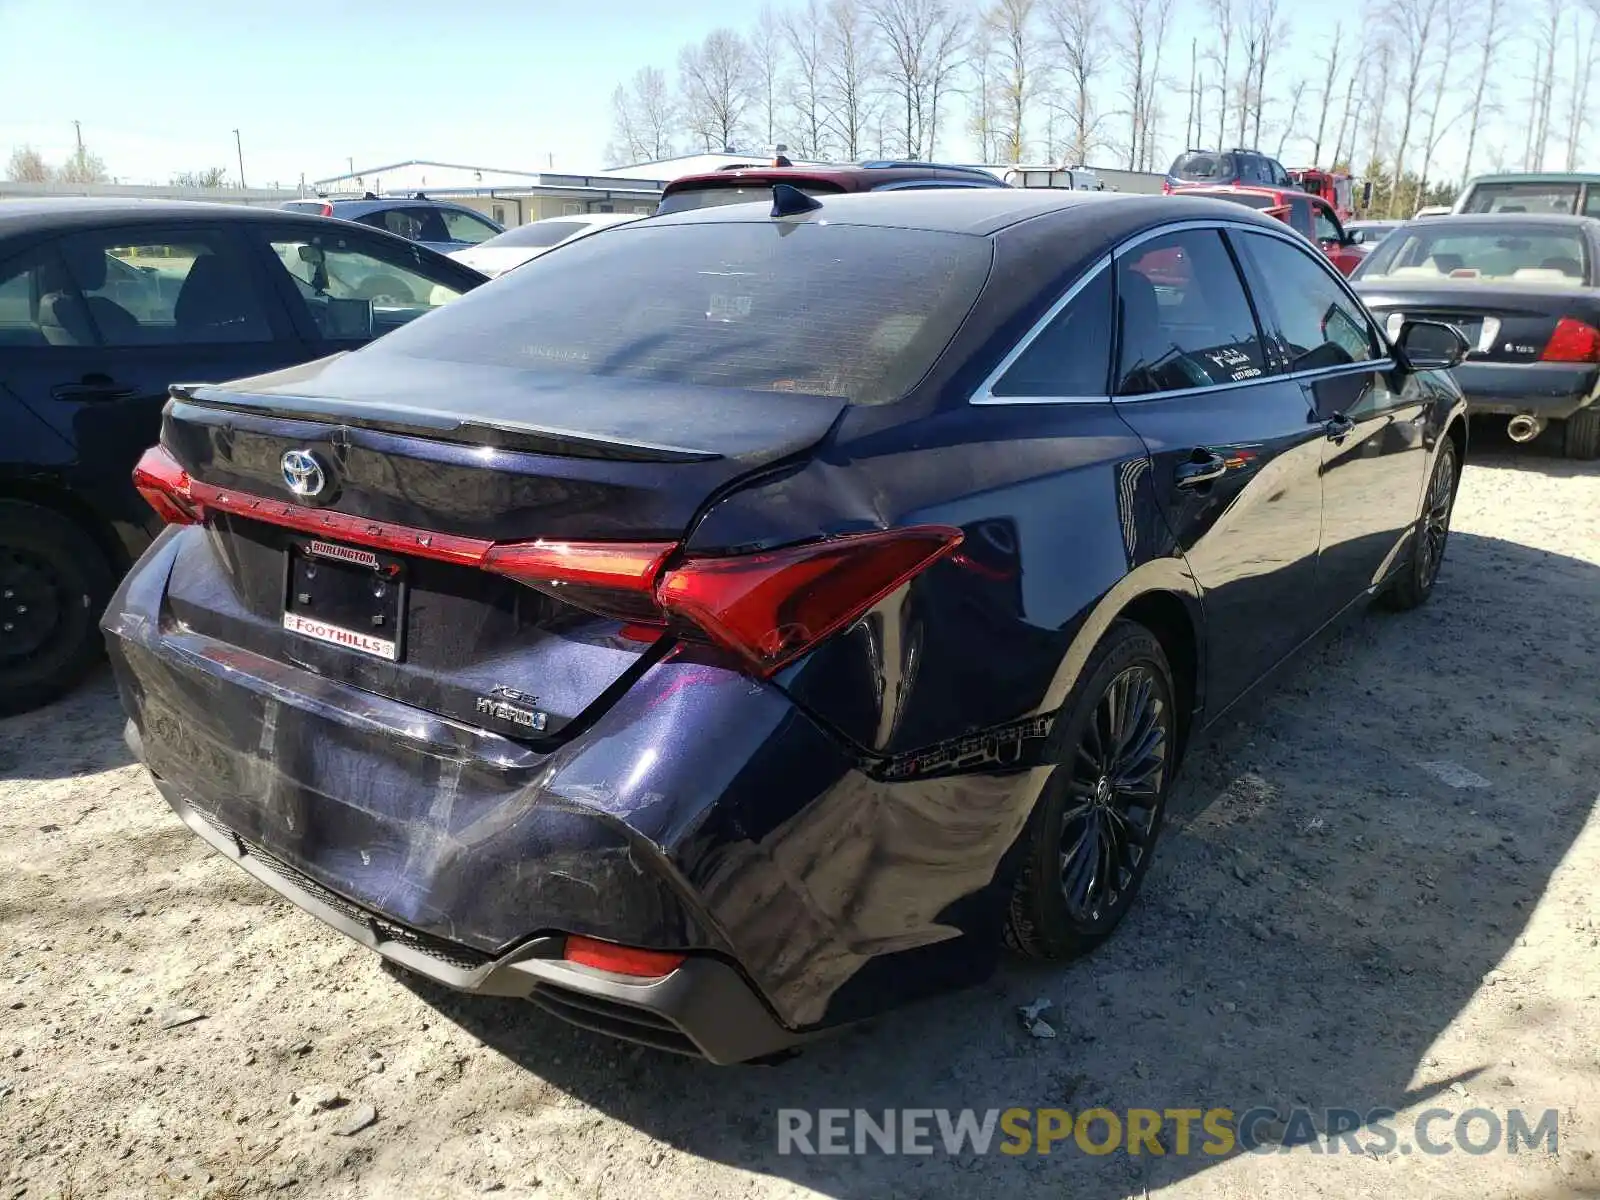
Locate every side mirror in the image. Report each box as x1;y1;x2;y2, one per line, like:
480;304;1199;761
1397;319;1469;370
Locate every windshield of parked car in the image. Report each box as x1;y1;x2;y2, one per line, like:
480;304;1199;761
1169;152;1236;181
365;220;993;404
656;181;843;214
1355;223;1591;285
1458;182;1582;215
476;220;592;250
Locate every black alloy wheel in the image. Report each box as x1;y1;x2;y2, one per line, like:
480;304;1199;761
1058;664;1169;928
1006;620;1177;959
1383;438;1457;611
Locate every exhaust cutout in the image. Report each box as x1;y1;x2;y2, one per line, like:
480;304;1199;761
1506;414;1546;443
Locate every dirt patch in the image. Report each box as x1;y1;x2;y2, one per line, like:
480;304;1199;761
3;436;1599;1199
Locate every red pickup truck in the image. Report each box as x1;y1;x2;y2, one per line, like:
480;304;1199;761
1172;184;1370;275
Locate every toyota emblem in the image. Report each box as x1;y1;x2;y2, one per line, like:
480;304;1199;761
280;449;327;499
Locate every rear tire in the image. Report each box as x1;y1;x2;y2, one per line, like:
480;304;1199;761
0;501;115;716
1382;438;1457;612
1004;621;1177;960
1563;407;1600;459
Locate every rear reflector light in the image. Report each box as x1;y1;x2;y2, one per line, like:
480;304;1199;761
657;527;963;675
132;445;204;525
563;936;684;978
1542;317;1600;362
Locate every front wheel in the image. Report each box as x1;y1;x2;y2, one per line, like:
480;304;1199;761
0;501;115;716
1004;621;1177;960
1382;438;1458;612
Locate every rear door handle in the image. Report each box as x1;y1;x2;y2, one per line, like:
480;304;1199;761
1325;412;1355;442
51;381;137;402
1174;450;1229;489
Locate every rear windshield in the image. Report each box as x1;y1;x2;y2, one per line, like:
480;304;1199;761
1169;152;1237;181
1184;191;1277;210
365;221;993;405
656;181;843;215
478;220;590;250
1458;182;1582;215
1355;223;1591;285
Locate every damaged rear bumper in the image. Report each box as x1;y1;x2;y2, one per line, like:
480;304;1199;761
140;746;807;1064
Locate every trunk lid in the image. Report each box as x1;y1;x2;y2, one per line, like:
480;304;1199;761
1356;280;1600;364
159;354;845;740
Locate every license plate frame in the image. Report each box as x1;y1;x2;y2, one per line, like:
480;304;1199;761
281;538;407;662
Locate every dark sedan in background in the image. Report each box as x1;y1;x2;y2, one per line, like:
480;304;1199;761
0;198;486;714
109;189;1466;1062
1351;213;1600;457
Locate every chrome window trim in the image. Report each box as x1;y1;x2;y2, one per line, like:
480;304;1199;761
971;217;1393;407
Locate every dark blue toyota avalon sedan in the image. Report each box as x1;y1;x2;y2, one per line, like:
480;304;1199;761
106;187;1469;1063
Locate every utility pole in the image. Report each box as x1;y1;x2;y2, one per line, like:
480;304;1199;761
233;129;246;189
72;120;83;154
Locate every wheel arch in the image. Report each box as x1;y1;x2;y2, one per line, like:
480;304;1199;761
1039;559;1207;763
0;474;129;573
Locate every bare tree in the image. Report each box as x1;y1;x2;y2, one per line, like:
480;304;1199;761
607;67;677;164
1206;0;1237;149
1414;5;1461;208
966;19;1002;162
1184;38;1199;150
57;145;108;185
1386;0;1443;217
5;146;51;182
1564;7;1600;170
1140;0;1176;170
679;29;754;152
1118;0;1161;169
987;0;1040;162
1238;0;1285;149
1529;0;1564;170
923;8;968;156
821;0;881;159
1045;0;1108;165
1310;23;1344;163
1330;57;1359;166
782;0;832;157
1460;0;1503;182
869;0;965;158
171;167;229;189
1274;81;1308;159
750;6;786;151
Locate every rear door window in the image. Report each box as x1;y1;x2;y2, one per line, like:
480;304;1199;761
1114;229;1266;396
440;208;501;244
1232;231;1380;372
0;246;94;347
56;230;274;346
367;221;994;405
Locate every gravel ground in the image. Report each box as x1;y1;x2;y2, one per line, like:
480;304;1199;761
3;429;1599;1200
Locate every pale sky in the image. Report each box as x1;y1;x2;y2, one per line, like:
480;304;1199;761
0;0;1560;188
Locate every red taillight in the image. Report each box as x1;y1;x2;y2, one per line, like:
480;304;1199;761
563;935;684;978
482;539;675;623
655;526;963;676
167;475;961;676
1542;317;1600;362
320;202;333;217
132;445;204;525
1162;179;1173;194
